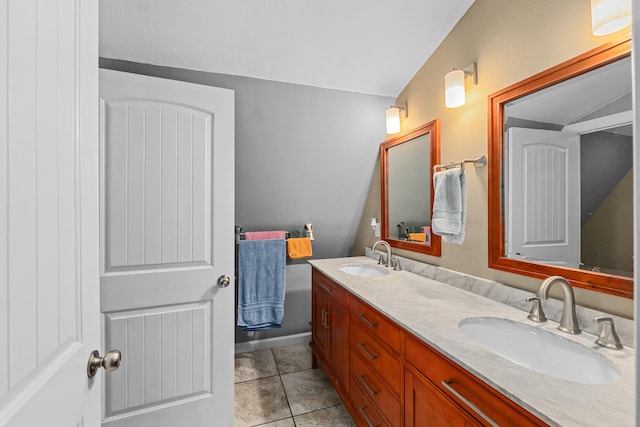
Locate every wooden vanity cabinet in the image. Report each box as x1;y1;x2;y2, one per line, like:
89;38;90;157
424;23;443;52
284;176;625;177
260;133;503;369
310;268;548;427
311;269;349;391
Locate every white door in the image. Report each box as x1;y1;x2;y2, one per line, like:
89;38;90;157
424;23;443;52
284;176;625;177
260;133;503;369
0;0;101;426
99;70;235;426
506;127;581;267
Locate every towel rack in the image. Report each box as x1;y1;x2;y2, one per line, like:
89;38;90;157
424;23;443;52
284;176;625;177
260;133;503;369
235;224;314;243
433;155;487;174
234;224;313;338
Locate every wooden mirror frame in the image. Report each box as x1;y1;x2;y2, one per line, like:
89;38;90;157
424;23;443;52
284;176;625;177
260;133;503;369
488;37;633;299
381;120;442;256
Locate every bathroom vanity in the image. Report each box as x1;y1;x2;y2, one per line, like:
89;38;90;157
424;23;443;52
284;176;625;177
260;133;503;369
309;257;634;427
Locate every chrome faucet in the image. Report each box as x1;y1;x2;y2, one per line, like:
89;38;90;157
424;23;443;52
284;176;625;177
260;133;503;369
537;276;581;334
372;240;392;268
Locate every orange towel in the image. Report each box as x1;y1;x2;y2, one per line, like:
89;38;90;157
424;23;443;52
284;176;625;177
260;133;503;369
286;237;313;259
408;233;427;242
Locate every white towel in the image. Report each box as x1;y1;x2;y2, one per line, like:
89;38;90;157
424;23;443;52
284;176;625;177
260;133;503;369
432;168;466;244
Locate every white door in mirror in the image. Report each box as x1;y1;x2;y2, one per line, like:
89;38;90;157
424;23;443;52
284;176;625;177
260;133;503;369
507;127;580;267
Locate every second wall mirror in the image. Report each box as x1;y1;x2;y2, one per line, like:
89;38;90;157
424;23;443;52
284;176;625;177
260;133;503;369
488;37;633;298
381;120;441;256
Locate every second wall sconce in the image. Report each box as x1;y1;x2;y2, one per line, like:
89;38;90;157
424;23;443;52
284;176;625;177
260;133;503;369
445;63;477;108
591;0;631;36
385;102;408;134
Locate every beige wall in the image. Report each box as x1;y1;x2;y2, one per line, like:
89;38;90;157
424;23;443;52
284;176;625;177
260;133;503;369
582;170;634;275
352;0;634;318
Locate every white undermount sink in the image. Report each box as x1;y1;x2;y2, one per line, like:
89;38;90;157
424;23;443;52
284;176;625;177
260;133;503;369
339;264;390;277
458;317;620;384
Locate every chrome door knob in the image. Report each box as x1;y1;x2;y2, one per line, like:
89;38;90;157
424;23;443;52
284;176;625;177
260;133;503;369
87;349;122;378
218;275;231;288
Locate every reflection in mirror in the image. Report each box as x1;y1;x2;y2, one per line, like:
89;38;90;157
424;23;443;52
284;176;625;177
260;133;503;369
488;37;633;298
388;133;431;243
381;121;441;256
504;57;633;277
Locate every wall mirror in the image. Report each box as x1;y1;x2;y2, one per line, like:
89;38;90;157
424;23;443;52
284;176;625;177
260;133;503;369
381;120;441;256
488;37;633;298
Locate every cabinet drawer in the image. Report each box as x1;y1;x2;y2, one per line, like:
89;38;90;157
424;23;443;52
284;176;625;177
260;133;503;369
312;269;348;307
405;334;546;427
350;349;401;426
350;297;401;353
349;374;391;427
350;322;401;395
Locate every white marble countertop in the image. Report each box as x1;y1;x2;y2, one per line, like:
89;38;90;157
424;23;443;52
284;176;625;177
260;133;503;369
309;256;635;427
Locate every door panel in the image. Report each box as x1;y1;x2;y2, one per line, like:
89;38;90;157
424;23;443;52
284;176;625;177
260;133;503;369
0;0;100;425
104;102;212;270
507;127;580;267
99;69;234;426
104;303;210;417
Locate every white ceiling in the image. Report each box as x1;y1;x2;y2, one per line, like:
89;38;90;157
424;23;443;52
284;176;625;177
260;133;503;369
506;57;632;127
99;0;475;97
505;56;633;139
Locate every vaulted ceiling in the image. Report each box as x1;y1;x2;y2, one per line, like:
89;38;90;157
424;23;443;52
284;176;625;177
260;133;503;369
99;0;475;97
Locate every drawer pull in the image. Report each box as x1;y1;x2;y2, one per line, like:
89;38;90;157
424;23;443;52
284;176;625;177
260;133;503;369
358;313;378;328
441;380;499;427
316;282;332;294
358;375;379;396
358;405;380;427
358;343;379;360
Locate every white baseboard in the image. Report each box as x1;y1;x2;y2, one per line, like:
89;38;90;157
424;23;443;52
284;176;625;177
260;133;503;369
234;332;312;354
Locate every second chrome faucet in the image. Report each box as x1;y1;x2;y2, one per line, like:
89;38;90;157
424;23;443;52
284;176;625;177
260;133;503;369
528;276;581;335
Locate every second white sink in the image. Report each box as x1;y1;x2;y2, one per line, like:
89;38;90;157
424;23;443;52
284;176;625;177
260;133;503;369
339;264;390;277
458;316;621;384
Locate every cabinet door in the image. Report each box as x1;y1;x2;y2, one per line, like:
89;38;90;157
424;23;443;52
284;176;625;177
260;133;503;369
312;284;330;357
327;299;348;385
405;370;474;427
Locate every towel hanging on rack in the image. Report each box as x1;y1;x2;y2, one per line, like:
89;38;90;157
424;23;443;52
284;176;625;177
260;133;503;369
287;237;313;259
237;239;286;331
432;168;466;244
244;230;287;240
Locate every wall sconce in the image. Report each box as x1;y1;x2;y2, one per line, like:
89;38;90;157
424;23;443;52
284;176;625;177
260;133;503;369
444;63;477;108
591;0;631;36
385;102;408;134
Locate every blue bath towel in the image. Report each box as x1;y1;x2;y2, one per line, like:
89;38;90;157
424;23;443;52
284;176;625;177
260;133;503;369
432;168;466;244
237;239;286;331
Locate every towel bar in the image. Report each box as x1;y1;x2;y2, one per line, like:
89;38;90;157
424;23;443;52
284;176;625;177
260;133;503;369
433;154;486;174
235;224;315;242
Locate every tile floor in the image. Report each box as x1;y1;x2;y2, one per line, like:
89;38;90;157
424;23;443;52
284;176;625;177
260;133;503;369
234;343;356;427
